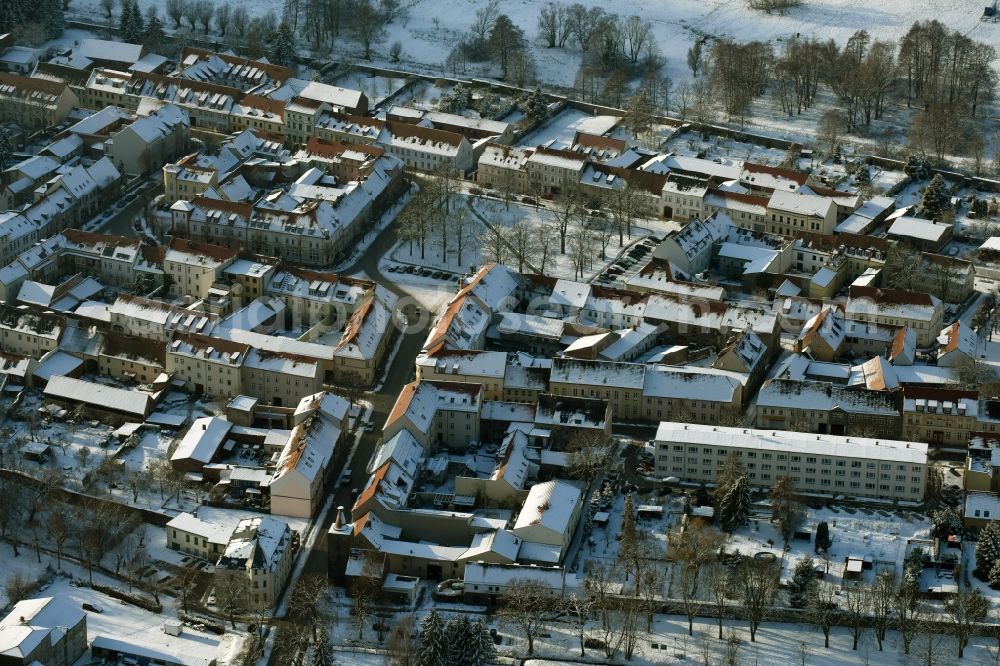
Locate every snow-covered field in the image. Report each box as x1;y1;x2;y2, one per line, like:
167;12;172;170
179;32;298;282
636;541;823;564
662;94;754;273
71;0;990;89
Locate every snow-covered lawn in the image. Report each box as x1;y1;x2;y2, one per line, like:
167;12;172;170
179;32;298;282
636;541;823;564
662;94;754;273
69;0;990;91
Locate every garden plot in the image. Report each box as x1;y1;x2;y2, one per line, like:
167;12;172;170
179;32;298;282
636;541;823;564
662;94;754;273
726;504;932;587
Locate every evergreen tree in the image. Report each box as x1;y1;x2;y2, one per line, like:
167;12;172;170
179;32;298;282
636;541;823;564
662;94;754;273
815;521;832;553
416;610;447;666
523;87;547;122
144;13;165;52
0;130;12;172
904;154;930;180
623;89;656;144
119;0;134;38
271;21;296;67
473;618;497;665
719;474;751;532
788;556;817;609
131;1;145;40
976;521;1000;576
931;506;962;540
920;173;950;221
990;558;1000;587
445;615;474;666
854;164;871;186
39;0;65;39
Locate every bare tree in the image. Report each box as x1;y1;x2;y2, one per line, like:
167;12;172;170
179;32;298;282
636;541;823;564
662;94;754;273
217;572;251;629
352;551;384;641
49;504;74;570
183;0;199;29
481;218;510;265
175;566;201;613
537;2;566;49
621;15;652;65
288;573;330;645
165;0;185;28
534;224;555;274
353;0;385;60
807;581;839;648
215;3;231;36
230;4;249;38
5;573;30;605
553;186;581;254
386;613;418;665
565;431;613;485
770;475;804;546
194;0;213;33
471;0;500;43
564;590;593;657
499;579;552;655
704;561;731;640
733;556;778;642
842;581;870;650
869;570;895;651
946;583;989;658
508;219;538;273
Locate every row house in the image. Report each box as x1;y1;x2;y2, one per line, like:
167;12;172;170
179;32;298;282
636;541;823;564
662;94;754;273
902;387;979;449
383;379;484;453
109;294;219;341
477;143;532;192
738;162;812;195
549;358;744;424
756;378;901;438
702;189;769;232
176;47;293;93
163;237;238;300
0;72;79;128
765;190;838;236
166;333;247;399
105;103;190;176
845;285;943;347
0;305;62;357
525;146;588;195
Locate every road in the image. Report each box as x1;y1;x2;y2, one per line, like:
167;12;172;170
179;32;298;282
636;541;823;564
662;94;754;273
297;219;431;579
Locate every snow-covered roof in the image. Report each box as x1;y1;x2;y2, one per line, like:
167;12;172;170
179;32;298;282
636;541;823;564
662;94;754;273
220;515;290;571
171;416;233;465
416;349;507;379
513;480;582;537
887;216;950;243
655;422;927;464
767;189;835;218
643;365;742;402
551;357;644;390
166;511;232;545
758;379;897;415
44;375;152;416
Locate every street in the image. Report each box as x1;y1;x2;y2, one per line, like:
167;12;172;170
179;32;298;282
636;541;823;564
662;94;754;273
296;218;432;579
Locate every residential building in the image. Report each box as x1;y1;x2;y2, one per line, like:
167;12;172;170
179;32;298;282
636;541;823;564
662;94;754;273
756;378;901;437
163;237;238;300
765;190;838;236
0;597;87;666
654;422;928;501
845;285;943;347
215;516;294;608
0;73;79;128
105;104;190;175
902;387;979;449
166;334;247;399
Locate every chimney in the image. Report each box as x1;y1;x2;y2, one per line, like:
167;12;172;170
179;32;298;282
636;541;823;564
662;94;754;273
334;506;346;530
